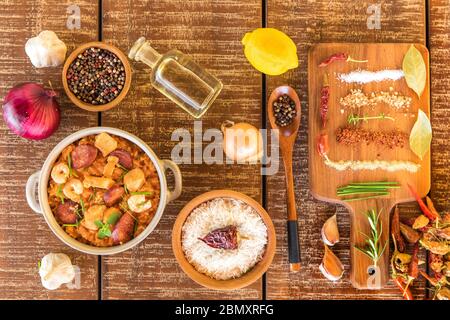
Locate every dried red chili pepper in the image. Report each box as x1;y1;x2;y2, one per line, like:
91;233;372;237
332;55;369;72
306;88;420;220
428;252;444;279
320;74;329;128
426;196;441;221
318;52;368;67
199;225;238;250
408;243;420;280
407;184;439;221
391;206;405;253
393;276;414;300
419;270;439;287
316;133;329;158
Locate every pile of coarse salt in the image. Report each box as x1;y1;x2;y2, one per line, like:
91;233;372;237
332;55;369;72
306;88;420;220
338;69;404;84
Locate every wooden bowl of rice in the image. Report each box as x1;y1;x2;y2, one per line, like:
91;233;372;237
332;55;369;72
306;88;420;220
172;190;276;290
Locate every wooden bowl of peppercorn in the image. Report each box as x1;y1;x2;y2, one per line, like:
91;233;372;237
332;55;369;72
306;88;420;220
62;42;132;112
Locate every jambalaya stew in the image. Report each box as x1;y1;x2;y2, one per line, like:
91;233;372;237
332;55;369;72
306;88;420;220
47;133;160;247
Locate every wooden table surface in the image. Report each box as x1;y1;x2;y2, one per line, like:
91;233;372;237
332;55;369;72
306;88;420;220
0;0;448;300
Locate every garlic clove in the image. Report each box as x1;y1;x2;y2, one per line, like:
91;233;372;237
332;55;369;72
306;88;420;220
319;245;344;281
39;253;76;290
25;31;67;68
321;213;340;246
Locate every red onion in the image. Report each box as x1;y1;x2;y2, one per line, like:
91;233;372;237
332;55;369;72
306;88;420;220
2;83;60;140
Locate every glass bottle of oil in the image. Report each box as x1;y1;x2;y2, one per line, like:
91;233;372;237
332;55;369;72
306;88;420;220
128;37;223;118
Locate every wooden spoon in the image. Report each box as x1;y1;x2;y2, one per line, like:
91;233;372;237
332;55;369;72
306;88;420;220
268;85;301;272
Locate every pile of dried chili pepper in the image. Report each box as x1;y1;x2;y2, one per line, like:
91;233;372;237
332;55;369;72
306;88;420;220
390;189;450;300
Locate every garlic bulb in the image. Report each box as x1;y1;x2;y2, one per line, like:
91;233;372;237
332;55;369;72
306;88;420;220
321;213;340;246
25;31;67;68
38;253;76;290
221;120;263;162
319;245;344;281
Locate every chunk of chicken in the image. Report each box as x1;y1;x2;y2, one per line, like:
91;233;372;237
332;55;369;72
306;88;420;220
83;175;115;189
103;156;119;178
95;132;118;157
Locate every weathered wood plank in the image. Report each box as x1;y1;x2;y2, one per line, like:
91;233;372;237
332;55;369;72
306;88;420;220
429;0;450;272
0;0;99;299
265;0;427;299
101;0;263;299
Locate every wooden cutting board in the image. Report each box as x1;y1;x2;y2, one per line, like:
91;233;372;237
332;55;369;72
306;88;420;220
308;43;431;289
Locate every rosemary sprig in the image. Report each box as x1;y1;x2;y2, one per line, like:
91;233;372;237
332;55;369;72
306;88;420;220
354;208;387;267
348;113;395;125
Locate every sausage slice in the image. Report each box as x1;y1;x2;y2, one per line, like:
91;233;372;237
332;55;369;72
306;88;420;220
103;185;125;207
55;200;79;224
112;212;135;245
71;144;98;169
110;149;133;170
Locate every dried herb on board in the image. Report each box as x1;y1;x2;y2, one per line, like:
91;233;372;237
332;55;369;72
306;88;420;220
318;52;368;67
336;181;400;202
354;208;387;267
409;109;432;161
347;113;394;126
199;225;238;250
402;44;426;99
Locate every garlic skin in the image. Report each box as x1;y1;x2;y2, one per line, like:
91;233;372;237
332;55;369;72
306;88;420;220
38;253;75;290
321;213;340;246
319;245;344;281
25;31;67;68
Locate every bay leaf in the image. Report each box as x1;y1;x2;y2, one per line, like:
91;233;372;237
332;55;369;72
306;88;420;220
402;45;426;99
409;109;432;160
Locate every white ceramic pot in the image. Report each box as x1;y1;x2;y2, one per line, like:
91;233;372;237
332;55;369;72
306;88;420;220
25;127;182;255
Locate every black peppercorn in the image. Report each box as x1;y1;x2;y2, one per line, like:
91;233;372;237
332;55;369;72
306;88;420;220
273;94;296;127
67;47;126;105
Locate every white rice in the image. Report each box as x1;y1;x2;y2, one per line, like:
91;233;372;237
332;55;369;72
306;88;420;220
181;198;268;280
